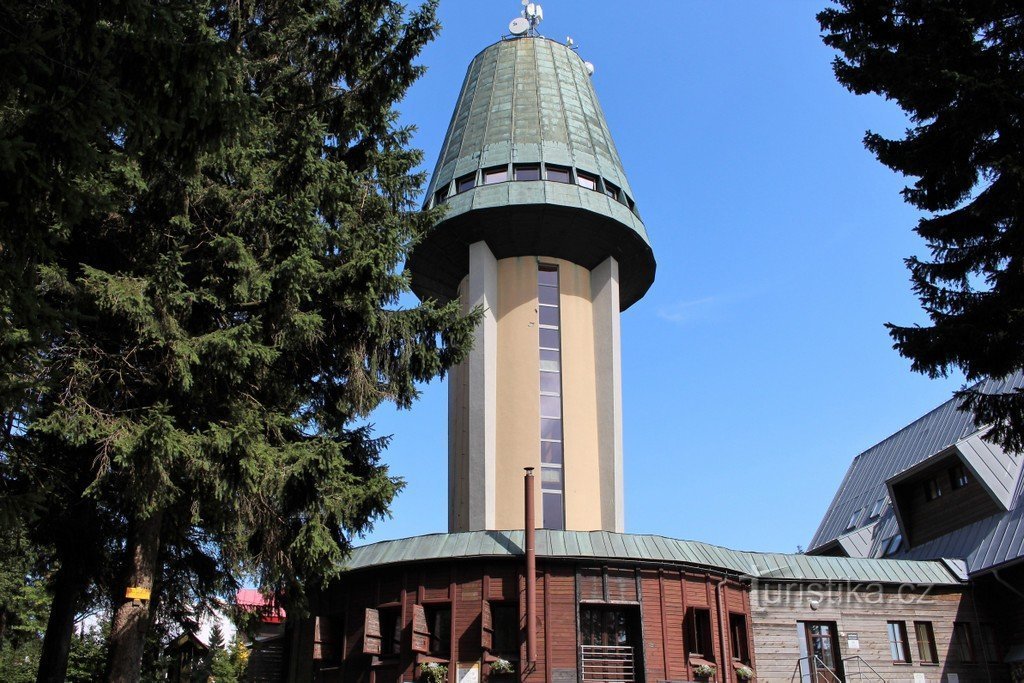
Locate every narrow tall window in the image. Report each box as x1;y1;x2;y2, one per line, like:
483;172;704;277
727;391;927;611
424;605;451;656
379;607;402;656
953;622;975;663
729;614;750;664
888;621;911;663
950;463;970;489
686;608;714;661
538;265;564;530
915;622;938;664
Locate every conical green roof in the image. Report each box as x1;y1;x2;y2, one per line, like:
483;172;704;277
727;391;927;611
409;36;655;309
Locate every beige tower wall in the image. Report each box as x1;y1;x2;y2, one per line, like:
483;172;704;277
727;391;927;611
555;260;603;531
448;247;621;532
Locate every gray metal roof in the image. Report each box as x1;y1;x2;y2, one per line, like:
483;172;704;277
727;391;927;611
408;36;656;310
809;372;1024;575
340;530;962;586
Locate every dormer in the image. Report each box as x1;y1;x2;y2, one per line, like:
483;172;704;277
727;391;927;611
886;427;1022;548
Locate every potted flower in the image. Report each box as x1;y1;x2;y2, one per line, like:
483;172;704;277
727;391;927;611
489;658;515;676
420;662;448;683
736;665;754;680
693;663;716;681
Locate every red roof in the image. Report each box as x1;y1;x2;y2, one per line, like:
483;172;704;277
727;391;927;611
235;588;286;624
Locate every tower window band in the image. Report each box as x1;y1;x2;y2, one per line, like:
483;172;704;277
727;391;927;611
538;264;565;530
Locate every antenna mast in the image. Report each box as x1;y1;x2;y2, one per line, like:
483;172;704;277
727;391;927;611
508;1;543;37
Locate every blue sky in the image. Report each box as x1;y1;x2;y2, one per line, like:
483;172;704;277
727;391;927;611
358;1;965;553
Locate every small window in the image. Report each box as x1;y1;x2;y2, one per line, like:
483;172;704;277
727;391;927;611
729;613;750;664
538;304;559;326
845;508;863;531
542;491;564;530
915;622;938;664
540;441;563;464
539;328;560;351
540;418;562;440
424;605;451;656
603;181;621;201
686;608;714;661
950;463;970;489
539;371;560;394
456;173;476;194
953;622;975;663
576;171;598;191
483;166;508;185
434;186;450;206
514;164;541;181
884;534;904;556
887;621;911;663
924;477;943;501
541;466;562;488
545;165;571;183
869;498;886;518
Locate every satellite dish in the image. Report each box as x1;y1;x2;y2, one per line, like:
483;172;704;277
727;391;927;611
584;61;595;76
509;17;529;35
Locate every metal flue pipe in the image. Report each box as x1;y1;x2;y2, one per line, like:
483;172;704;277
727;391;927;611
524;467;537;665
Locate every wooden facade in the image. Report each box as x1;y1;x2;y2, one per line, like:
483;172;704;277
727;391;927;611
311;557;756;683
890;453;1003;547
749;581;1003;682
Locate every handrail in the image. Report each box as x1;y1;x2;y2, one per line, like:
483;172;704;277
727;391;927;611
841;655;884;681
793;655;842;683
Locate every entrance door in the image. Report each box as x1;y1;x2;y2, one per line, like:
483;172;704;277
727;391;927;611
579;606;642;683
802;623;843;682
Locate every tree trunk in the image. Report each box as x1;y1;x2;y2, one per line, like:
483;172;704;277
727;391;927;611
107;510;163;683
36;563;84;683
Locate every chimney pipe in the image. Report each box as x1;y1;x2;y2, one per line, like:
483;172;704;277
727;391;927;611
524;467;537;664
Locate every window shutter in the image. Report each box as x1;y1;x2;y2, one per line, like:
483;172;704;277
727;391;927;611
411;604;430;653
481;600;493;651
363;609;382;655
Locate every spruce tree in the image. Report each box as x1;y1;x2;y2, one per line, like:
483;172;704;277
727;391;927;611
818;2;1024;449
0;1;476;680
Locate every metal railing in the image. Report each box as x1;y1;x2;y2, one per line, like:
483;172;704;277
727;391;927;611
792;655;842;683
840;655;884;681
581;645;636;683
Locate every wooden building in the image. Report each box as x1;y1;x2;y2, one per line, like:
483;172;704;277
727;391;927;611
291;530;976;683
807;373;1024;681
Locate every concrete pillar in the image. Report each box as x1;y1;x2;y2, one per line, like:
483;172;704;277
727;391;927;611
465;241;497;530
591;257;624;532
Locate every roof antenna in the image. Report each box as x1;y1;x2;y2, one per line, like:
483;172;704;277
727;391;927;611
509;0;543;37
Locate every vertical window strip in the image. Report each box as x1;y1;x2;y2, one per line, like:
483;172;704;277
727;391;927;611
538;264;564;530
